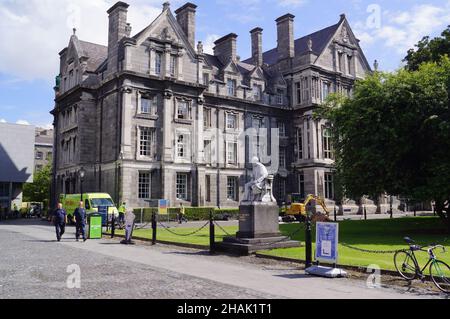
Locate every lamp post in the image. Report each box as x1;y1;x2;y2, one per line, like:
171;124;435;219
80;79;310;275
79;167;86;203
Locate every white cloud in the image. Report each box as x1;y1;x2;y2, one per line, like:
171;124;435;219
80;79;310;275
202;34;221;55
0;0;168;82
16;120;30;126
354;3;450;55
277;0;307;7
0;119;6;123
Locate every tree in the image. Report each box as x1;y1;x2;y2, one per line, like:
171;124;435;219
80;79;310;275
404;26;450;71
23;162;52;209
319;58;450;232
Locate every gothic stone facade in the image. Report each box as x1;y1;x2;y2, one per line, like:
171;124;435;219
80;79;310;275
52;1;392;213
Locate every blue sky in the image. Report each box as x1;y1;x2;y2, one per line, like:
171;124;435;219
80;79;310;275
1;0;449;128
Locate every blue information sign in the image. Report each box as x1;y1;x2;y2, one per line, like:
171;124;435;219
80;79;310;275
315;222;339;264
98;206;108;226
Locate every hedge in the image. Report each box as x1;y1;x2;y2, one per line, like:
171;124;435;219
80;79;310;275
132;207;240;222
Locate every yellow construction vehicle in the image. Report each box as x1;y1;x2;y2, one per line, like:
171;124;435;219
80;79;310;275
285;194;330;221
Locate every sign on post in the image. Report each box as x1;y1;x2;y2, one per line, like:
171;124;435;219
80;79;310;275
98;206;108;226
315;222;339;264
124;211;136;243
158;199;169;215
89;215;103;239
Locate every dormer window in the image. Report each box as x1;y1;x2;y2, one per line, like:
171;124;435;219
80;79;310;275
253;84;262;101
227;79;236;97
155;52;162;75
276;89;284;105
170;55;177;77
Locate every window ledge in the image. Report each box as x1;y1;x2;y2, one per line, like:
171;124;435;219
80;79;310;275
174;119;193;125
137;114;158;121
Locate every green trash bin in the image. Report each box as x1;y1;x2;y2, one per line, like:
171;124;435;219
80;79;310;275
89;214;103;240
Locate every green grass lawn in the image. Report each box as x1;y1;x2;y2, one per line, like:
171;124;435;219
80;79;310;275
106;217;450;271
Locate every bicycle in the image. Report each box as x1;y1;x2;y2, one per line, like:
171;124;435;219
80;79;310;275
394;237;450;293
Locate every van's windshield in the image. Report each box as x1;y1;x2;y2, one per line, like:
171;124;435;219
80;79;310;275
90;198;115;208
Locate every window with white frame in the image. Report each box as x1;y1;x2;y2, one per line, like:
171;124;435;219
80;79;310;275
177;100;190;120
204;108;212;128
170;55;177;76
141;96;157;115
322;126;333;159
324;173;334;199
301;77;310;103
276;89;284;104
140;127;155;157
227;79;236;97
253;84;262;101
227;176;239;201
138;172;151;199
176;173;189;200
155;52;162;75
227;142;238;165
177;134;189;159
322;82;331;102
226;113;237;130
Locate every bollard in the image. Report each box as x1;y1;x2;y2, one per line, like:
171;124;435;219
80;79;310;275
334;207;337;222
305;213;312;269
151;212;157;245
209;211;215;255
390;206;393;219
364;206;367;221
111;215;115;239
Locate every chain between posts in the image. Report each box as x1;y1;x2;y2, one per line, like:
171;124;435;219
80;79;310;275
158;221;210;237
340;243;405;254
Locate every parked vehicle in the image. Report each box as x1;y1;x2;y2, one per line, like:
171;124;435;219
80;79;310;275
59;193;119;225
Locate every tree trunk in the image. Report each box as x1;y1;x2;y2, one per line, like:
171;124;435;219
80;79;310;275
436;200;450;234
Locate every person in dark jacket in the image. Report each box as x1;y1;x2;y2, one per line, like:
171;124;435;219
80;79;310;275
74;201;87;242
53;203;67;242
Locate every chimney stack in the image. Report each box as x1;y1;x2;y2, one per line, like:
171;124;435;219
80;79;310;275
107;1;129;73
250;27;263;67
175;3;197;48
276;13;295;61
213;33;238;65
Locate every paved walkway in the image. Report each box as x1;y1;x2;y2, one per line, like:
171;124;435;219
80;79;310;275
0;220;444;299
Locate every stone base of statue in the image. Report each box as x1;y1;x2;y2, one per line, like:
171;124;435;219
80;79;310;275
218;202;299;255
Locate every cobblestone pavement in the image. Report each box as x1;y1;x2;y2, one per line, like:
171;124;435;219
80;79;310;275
0;220;445;299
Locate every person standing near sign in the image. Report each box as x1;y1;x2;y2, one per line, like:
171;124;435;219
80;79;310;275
74;201;87;242
53;203;67;242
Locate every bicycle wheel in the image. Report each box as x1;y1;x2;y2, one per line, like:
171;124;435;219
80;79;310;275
429;260;450;293
394;250;417;280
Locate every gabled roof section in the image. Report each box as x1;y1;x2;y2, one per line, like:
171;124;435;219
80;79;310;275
132;5;197;57
243;22;340;66
78;40;108;72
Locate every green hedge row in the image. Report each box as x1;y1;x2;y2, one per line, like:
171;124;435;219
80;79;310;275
132;207;240;222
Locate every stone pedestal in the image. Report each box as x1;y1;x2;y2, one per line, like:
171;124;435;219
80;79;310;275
218;202;299;255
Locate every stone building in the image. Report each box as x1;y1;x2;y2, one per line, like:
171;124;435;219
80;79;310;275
34;128;53;172
0;122;34;216
51;1;387;213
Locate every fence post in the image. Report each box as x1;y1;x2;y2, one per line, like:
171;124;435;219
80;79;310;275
364;205;367;221
111;215;115;239
305;213;312;269
152;212;157;245
141;208;144;224
334;206;337;222
209;210;215;255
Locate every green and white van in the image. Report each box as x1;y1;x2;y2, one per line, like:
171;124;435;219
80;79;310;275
59;193;119;224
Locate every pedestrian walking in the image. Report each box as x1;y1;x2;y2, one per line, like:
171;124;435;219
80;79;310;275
53;203;67;242
74;201;87;242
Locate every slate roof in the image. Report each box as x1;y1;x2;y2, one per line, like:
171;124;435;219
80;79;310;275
78;40;108;72
243;22;340;66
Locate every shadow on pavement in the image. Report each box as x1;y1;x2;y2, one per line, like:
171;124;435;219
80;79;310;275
274;273;314;280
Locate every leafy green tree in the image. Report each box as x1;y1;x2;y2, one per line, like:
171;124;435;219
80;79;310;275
319;58;450;232
404;26;450;71
23;162;52;208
